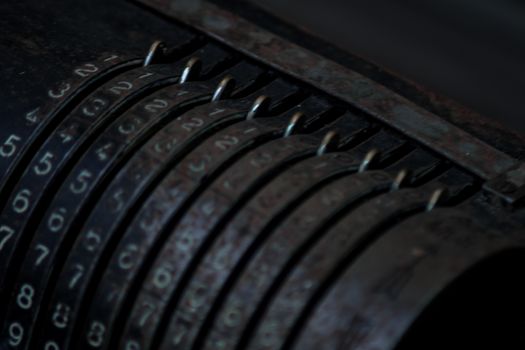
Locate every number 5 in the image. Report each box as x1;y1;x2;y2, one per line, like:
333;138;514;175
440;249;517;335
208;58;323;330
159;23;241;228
0;134;22;158
33;151;54;176
70;170;92;194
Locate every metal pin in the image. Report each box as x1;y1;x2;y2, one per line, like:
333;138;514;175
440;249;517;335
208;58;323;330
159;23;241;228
284;112;305;137
317;131;340;156
391;169;410;191
180;57;201;84
143;40;166;67
247;96;270;120
212;75;236;102
426;188;447;211
359;149;380;173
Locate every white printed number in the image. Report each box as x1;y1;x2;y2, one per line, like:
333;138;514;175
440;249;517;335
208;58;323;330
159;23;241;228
144;99;168;113
84;230;101;252
87;321;106;348
68;264;84;289
125;340;140;350
33;151;54;176
83;98;107;117
48;83;71;99
74;63;99;78
118;244;138;270
12;189;31;214
181;118;204;131
45;341;60;350
8;322;24;346
152;265;172;290
16;283;34;310
70;170;92;194
215;135;239;151
109;81;133;95
0;135;22;158
52;303;71;329
25;108;40;124
0;225;15;251
34;244;50;266
48;208;66;232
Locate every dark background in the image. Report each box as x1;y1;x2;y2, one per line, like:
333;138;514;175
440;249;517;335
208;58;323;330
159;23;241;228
250;0;525;135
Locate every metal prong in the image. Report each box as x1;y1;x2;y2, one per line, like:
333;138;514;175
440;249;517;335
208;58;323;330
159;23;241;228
212;75;236;102
180;57;201;84
359;149;380;173
143;40;166;67
317;131;339;156
284;112;305;137
426;188;447;211
391;169;410;191
247;96;270;120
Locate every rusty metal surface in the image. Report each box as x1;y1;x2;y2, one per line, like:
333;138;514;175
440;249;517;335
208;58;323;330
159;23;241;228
138;0;524;185
290;208;525;350
200;170;394;350
116;98;335;350
208;0;525;163
0;1;524;349
242;170;473;350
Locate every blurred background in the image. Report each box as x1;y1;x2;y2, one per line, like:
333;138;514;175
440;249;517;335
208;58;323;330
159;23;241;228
249;0;525;135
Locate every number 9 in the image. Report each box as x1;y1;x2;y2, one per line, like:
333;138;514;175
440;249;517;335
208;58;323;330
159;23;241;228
8;322;24;346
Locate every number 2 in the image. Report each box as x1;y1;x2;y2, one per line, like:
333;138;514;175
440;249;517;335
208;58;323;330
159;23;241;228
74;63;99;78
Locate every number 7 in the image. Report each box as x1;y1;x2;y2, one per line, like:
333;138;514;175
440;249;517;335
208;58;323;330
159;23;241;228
0;225;15;251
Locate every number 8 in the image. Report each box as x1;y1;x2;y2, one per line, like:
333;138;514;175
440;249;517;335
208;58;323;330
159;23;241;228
87;321;106;347
16;284;34;310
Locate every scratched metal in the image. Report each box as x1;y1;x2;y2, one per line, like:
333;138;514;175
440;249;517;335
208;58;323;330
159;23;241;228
290;208;525;350
139;0;523;183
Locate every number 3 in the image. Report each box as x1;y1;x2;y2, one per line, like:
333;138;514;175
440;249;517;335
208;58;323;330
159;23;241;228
48;83;71;99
